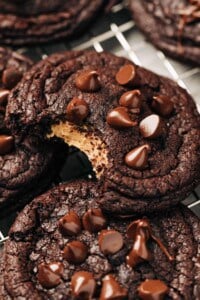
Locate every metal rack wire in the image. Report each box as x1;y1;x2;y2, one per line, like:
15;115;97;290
0;1;199;245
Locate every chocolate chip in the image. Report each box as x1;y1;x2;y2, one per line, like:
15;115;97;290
37;262;64;289
0;89;9;106
98;229;124;255
138;279;169;300
58;211;82;236
71;271;96;299
66;97;89;124
100;274;128;300
106;107;137;129
126;234;151;267
119;90;142;110
2;68;22;89
152;95;174;117
125;144;150;169
82;208;107;233
0;135;14;155
139;114;163;139
127;219;151;241
116;64;139;86
63;240;88;264
75;70;101;92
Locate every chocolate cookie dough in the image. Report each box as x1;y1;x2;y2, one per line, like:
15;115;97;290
0;0;118;45
1;181;199;299
129;0;200;65
6;50;200;215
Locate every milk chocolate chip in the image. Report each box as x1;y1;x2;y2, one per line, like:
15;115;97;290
139;114;163;139
63;240;88;264
152;95;174;117
75;70;101;92
106;107;137;129
98;229;124;255
2;68;22;89
0;89;9;106
71;271;96;299
66;98;89;124
138;279;169;300
0;135;14;155
125;144;150;169
119;90;142;111
37;262;64;289
126;234;151;267
58;211;81;236
82;208;107;233
116;64;138;86
100;274;128;300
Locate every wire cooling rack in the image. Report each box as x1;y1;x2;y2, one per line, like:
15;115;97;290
0;1;200;245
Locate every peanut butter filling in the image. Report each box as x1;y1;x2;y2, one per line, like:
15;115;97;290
48;121;109;178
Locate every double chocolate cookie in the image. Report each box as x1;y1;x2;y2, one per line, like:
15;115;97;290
0;47;67;211
0;0;117;45
1;181;200;299
129;0;200;65
6;50;200;215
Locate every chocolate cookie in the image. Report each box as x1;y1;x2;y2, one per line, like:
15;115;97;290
6;50;200;215
0;0;117;45
129;0;200;65
1;181;200;299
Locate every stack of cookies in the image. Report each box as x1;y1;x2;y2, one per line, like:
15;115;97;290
0;1;200;299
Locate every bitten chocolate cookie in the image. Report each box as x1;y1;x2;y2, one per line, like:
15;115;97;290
0;47;67;211
6;50;200;215
1;181;200;299
0;0;117;45
129;0;200;65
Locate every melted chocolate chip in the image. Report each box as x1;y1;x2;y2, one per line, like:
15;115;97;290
119;90;142;110
75;70;101;92
116;64;138;86
82;208;107;233
37;262;64;289
139;114;163;139
152;95;174;117
100;274;128;300
66;98;89;124
125;144;150;169
0;135;14;155
2;68;22;89
126;234;151;267
106;107;137;129
71;271;96;299
98;229;124;255
138;279;169;300
58;211;82;236
0;89;9;106
63;240;88;264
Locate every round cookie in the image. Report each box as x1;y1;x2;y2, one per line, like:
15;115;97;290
6;50;200;215
129;0;200;65
0;0;118;45
1;181;200;299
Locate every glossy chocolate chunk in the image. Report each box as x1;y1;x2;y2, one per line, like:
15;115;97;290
66;98;89;124
0;135;14;155
152;95;174;117
98;229;124;255
82;208;107;233
139;114;163;139
75;70;101;92
63;240;88;264
119;90;142;110
106;107;137;129
37;262;64;289
126;234;151;267
2;67;22;89
138;279;169;300
71;271;96;299
125;144;150;169
115;64;137;86
0;89;9;106
100;274;128;300
58;211;82;236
